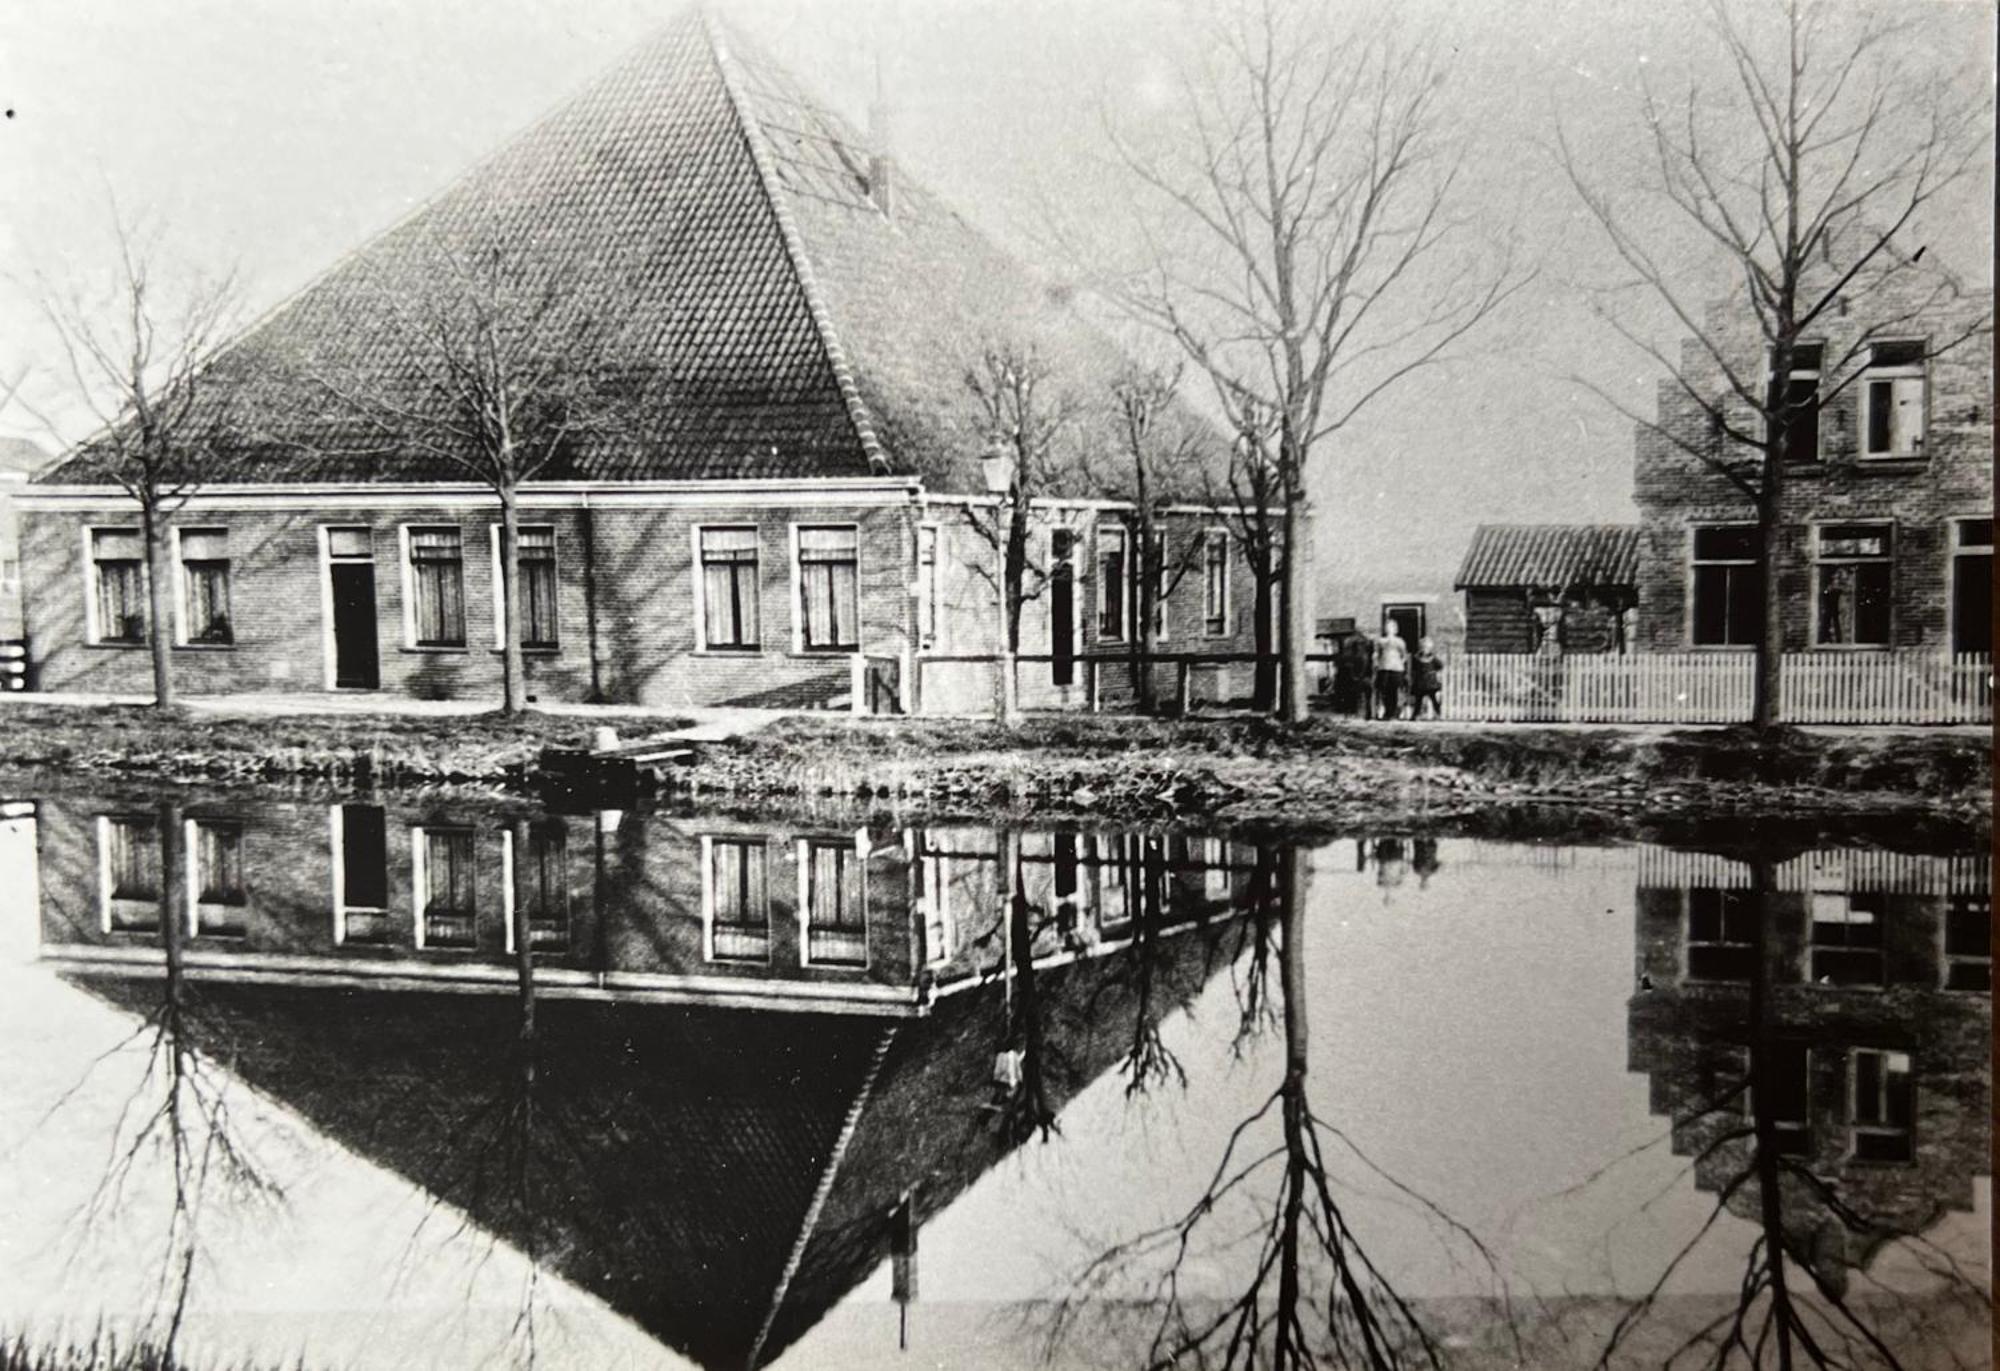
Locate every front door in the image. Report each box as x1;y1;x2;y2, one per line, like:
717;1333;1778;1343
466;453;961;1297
330;562;380;689
1382;602;1426;651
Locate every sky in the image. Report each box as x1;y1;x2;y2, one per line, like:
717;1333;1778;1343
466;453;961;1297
0;0;1990;609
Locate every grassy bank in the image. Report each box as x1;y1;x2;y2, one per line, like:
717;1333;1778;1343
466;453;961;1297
684;713;1991;829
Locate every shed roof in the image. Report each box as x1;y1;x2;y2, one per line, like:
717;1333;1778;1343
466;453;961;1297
43;9;1195;492
1455;524;1640;591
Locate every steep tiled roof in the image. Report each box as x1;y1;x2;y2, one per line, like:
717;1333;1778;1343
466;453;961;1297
43;9;1190;490
1455;523;1640;591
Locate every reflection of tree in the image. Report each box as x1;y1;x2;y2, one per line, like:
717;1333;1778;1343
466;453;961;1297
43;802;285;1359
1603;855;1989;1370
1049;845;1506;1369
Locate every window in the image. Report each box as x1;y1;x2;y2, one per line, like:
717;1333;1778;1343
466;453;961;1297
916;524;940;651
333;804;391;946
88;528;147;645
98;815;161;933
1860;340;1926;458
1690;526;1761;647
801;839;866;966
493;526;558;650
1848;1049;1914;1162
510;823;570;953
1811;890;1885;987
698;526;760;651
1944;890;1990;992
706;837;770;963
1756;1041;1813;1156
177;529;232;645
1151;531;1169;640
1096;525;1127;641
414;826;478;949
796;525;858;651
1951;518;1992;655
1770;341;1822;462
405;526;466;647
1686;887;1757;981
187;819;247;938
921;850;954;965
1202;532;1230;636
1815;523;1893;646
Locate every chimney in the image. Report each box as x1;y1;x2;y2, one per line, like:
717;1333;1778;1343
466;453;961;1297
868;58;898;219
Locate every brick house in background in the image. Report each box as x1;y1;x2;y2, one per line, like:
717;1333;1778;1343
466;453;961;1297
16;12;1264;713
1632;254;1993;660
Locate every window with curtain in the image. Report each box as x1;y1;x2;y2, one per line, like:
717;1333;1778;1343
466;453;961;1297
91;529;147;644
699;527;760;649
804;839;866;966
177;528;233;644
517;526;559;649
1814;523;1893;646
797;525;859;650
421;827;477;948
708;837;770;962
407;527;466;646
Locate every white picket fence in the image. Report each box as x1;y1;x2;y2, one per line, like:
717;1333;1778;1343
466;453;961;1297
1442;650;1992;725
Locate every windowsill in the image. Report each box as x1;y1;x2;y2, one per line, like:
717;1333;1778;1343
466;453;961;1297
1783;462;1826;477
486;647;562;658
792;647;861;658
175;642;237;652
1686;643;1755;652
694;646;765;656
1853;457;1928;475
1809;642;1896;652
401;645;471;655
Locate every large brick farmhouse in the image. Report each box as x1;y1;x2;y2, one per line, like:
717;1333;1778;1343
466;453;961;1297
17;11;1264;712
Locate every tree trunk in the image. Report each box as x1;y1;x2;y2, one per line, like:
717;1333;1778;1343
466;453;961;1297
1279;492;1311;725
498;482;526;716
1746;857;1797;1368
1251;537;1277;712
141;500;176;709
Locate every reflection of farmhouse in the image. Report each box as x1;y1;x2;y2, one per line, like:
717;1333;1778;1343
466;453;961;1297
15;11;1266;714
1627;846;1990;1287
31;796;1269;1368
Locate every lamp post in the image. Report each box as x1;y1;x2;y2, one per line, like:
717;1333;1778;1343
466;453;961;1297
982;434;1022;724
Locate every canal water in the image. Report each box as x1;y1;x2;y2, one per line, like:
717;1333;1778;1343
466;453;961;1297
0;790;1987;1369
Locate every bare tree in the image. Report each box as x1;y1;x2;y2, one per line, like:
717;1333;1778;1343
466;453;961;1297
1210;395;1289;712
1098;0;1525;724
15;218;247;708
1095;366;1213;714
961;341;1083;725
1557;0;1991;731
285;227;639;715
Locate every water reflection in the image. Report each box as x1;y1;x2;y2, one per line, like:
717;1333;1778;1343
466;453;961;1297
1;795;1988;1369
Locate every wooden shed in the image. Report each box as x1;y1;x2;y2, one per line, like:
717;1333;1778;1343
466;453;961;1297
1455;524;1640;654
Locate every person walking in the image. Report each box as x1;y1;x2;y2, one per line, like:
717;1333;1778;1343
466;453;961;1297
1372;621;1408;720
1411;635;1444;720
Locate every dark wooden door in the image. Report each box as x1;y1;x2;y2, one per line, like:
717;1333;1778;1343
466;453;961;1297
330;562;380;689
1953;553;1991;654
1051;530;1076;686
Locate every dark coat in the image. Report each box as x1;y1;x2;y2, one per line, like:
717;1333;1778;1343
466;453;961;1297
1411;650;1444;694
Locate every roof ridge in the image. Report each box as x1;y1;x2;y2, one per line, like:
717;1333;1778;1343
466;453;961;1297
701;9;894;477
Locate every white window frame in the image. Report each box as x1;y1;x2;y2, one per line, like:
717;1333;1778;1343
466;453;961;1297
915;522;940;652
789;521;862;655
1943;887;1991;992
399;523;467;650
83;525;147;647
1858;340;1927;459
1811;520;1895;649
319;526;376;690
1767;340;1824;462
1201;529;1231;638
1948;514;1994;658
921;849;955;966
489;524;560;651
1095;524;1128;644
330;803;393;946
1686;522;1760;650
182;816;248;939
1151;530;1170;643
411;824;478;952
95;814;160;935
692;523;763;653
701;834;773;965
1847;1047;1915;1162
796;835;869;969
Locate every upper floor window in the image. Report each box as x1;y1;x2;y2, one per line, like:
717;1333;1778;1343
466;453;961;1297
1860;340;1926;459
88;528;147;645
177;528;233;645
1945;890;1990;992
796;525;859;651
1810;889;1885;987
1848;1048;1914;1162
698;526;761;651
1770;341;1822;461
1689;526;1760;647
493;526;559;650
1096;525;1127;642
1202;531;1231;636
405;526;466;647
1814;523;1893;647
1686;886;1757;981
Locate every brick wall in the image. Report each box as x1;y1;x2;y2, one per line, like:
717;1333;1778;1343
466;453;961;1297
18;497;915;708
1632;271;1993;653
